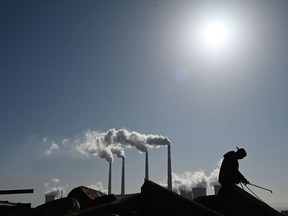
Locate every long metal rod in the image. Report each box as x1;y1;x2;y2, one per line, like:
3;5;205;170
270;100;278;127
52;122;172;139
245;185;264;202
248;183;273;194
0;189;34;195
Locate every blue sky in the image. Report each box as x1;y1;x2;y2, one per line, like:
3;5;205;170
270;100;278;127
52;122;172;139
1;0;288;208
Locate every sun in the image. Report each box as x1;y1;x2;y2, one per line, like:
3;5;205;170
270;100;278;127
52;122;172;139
199;18;233;50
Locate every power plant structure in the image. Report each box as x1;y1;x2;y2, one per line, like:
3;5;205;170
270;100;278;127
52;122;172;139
108;162;112;195
180;190;193;200
105;142;173;194
213;185;221;195
179;187;207;200
145;152;149;180
45;194;56;203
192;187;206;200
107;158;125;196
121;157;125;195
167;144;172;191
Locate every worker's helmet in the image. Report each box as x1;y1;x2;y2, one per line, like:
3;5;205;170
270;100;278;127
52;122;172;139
236;147;247;158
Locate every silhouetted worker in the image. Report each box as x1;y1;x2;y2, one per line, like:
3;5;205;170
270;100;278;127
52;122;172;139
218;147;249;215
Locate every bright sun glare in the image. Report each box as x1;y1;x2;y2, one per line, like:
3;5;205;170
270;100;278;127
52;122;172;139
200;19;233;50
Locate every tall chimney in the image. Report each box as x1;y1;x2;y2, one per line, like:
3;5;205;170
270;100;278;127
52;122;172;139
145;151;149;180
121;158;125;195
167;144;172;190
108;162;112;195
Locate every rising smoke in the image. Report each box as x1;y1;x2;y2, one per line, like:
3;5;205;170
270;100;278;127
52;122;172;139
172;170;208;191
207;159;222;187
87;182;108;194
44;178;66;198
77;130;117;162
45;142;59;155
146;135;171;146
160;160;222;192
76;128;171;162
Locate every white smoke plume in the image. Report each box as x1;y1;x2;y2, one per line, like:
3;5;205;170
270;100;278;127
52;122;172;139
76;130;114;163
87;182;108;194
207;159;222;187
105;128;171;152
42;136;73;156
105;128;148;153
45;142;59;155
42;128;171;159
146;135;171;147
172;170;208;192
44;187;64;197
160;160;222;192
111;144;125;158
77;128;171;157
44;178;66;198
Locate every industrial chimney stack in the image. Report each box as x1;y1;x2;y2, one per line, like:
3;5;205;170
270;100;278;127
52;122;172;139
145;151;149;180
108;162;112;195
167;144;172;190
121;158;125;195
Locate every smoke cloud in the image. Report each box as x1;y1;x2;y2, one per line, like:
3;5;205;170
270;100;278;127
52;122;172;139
105;128;148;153
44;178;66;198
160;160;222;192
45;142;59;155
76;129;171;162
146;135;171;147
76;130;115;163
172;170;208;192
207;159;222;187
87;182;108;194
111;144;125;158
42;128;171;160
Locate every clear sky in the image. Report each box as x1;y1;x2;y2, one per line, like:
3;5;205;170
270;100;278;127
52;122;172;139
1;0;288;209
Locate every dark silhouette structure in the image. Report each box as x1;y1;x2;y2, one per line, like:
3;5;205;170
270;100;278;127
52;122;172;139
1;179;283;215
218;147;249;215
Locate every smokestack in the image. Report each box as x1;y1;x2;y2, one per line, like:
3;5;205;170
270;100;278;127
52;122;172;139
145;151;149;180
121;158;125;195
192;187;206;199
108;162;112;195
167;144;172;191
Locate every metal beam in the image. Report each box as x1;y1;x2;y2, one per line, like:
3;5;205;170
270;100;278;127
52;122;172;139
0;189;34;195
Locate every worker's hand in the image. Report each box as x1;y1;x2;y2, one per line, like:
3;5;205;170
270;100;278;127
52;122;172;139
242;178;249;185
